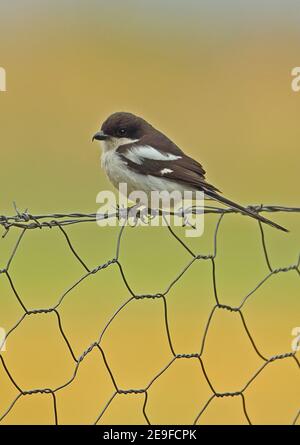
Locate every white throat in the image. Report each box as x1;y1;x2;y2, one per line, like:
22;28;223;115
101;136;139;153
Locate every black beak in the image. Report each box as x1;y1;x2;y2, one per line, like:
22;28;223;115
92;131;108;142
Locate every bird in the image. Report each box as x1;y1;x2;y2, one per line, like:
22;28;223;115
92;111;287;232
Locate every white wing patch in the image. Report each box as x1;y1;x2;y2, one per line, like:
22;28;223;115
124;145;182;165
160;168;173;175
124;149;143;165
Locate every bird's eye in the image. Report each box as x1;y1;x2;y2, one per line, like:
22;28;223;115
117;128;127;137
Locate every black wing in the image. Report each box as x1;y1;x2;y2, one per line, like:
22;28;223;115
117;134;220;193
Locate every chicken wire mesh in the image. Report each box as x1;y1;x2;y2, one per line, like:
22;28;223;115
0;204;299;425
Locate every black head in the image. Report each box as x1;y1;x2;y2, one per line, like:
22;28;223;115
92;112;152;142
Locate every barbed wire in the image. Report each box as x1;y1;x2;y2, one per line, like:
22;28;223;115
0;204;299;425
1;204;299;231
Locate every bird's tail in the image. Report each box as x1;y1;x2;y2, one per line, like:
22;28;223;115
204;190;288;233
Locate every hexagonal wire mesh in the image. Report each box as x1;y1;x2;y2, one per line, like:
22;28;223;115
0;204;299;425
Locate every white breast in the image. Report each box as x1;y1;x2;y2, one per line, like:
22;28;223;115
101;150;131;189
99;140;192;201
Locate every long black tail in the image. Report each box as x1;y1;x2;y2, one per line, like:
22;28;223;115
204;190;288;232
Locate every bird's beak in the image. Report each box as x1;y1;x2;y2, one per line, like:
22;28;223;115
92;130;108;142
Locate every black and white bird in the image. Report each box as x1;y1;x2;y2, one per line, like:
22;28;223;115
92;111;287;232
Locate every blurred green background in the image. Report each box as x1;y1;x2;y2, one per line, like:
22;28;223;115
0;0;299;424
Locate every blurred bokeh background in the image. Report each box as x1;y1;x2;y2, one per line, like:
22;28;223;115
0;0;299;424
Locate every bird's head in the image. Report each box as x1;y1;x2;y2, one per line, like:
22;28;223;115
92;112;151;151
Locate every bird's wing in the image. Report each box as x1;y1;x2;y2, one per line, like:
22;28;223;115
116;136;288;232
117;135;219;193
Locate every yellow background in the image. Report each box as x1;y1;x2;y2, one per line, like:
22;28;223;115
0;1;299;424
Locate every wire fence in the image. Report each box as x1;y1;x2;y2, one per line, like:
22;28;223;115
0;204;299;425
